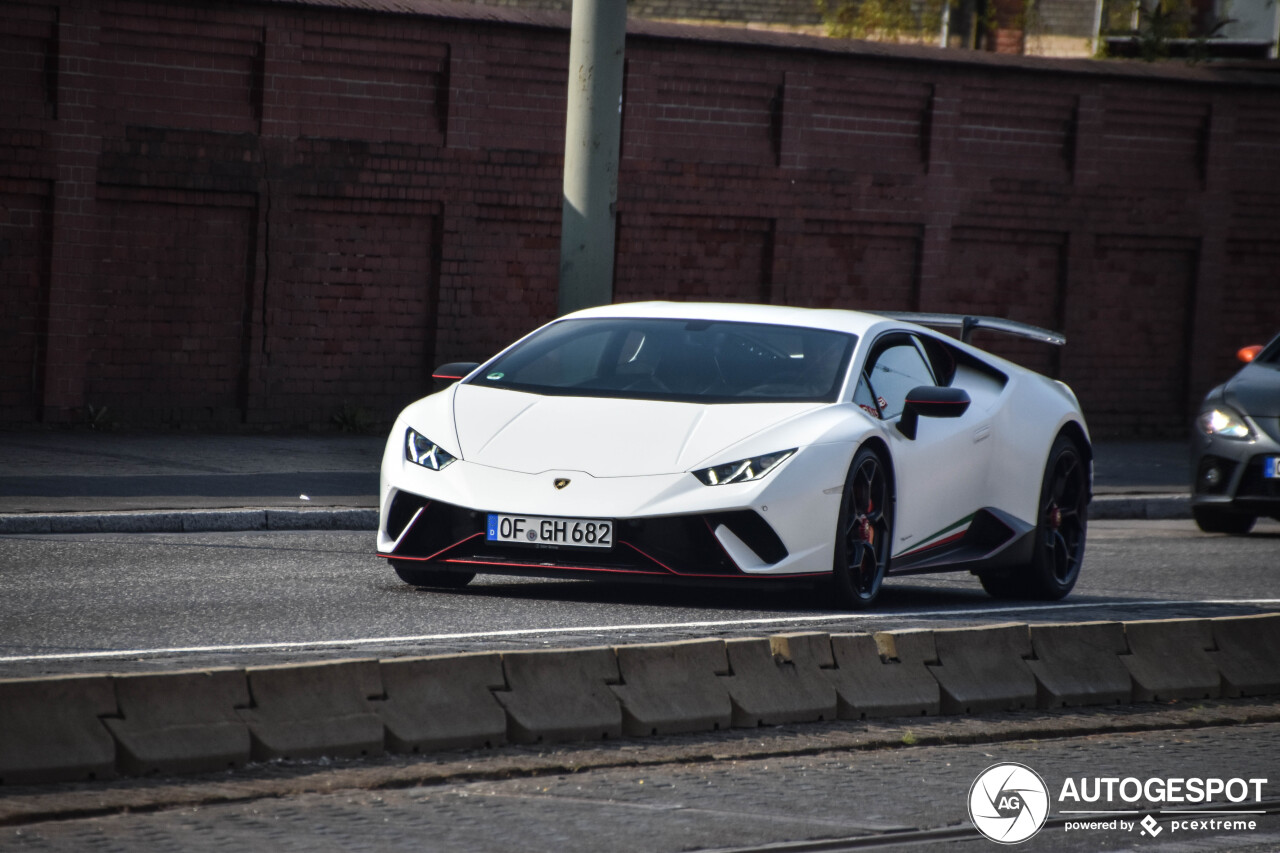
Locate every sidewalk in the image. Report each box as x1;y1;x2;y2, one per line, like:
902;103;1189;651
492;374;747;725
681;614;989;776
0;430;1190;533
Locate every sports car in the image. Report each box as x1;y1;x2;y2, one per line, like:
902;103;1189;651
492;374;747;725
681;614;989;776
377;302;1092;608
1191;331;1280;534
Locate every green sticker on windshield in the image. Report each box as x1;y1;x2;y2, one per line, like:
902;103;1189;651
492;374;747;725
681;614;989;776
487;372;504;381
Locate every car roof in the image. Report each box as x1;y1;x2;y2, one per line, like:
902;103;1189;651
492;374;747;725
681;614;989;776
563;301;887;337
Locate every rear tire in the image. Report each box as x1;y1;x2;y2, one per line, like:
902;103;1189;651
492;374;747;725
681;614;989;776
830;446;894;610
983;434;1088;600
1193;507;1256;535
390;560;476;589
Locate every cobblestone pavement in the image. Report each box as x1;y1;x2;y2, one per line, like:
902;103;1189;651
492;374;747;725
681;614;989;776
4;704;1277;853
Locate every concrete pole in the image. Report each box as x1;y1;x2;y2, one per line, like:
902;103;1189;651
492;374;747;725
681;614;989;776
558;0;626;316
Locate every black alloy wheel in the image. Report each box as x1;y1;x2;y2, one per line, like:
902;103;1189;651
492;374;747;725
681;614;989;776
984;434;1088;600
831;446;894;609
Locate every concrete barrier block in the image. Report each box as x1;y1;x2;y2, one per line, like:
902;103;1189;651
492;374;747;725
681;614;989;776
1121;619;1222;702
494;647;623;744
610;639;732;736
237;660;385;760
1026;622;1132;708
1209;614;1280;697
926;623;1037;714
825;630;941;718
378;653;508;752
0;675;117;784
104;669;251;776
720;634;838;727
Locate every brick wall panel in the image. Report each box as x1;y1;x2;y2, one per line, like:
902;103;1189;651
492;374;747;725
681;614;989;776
295;26;448;144
0;185;51;422
468;36;567;153
614;214;773;302
624;52;780;166
5;0;1276;432
1064;235;1197;436
1097;92;1208;190
956;86;1075;180
1220;240;1280;375
436;209;560;364
264;200;439;423
85;191;255;424
785;221;921;312
938;228;1066;378
802;73;932;172
98;9;262;134
0;2;57;123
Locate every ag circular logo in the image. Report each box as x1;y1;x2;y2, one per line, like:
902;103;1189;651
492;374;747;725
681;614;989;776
968;763;1050;844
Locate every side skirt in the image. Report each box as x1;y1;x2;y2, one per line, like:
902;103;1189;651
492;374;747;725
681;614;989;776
888;507;1035;576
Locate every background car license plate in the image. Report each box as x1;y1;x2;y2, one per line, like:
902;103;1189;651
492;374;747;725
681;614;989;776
1266;457;1280;479
487;514;614;549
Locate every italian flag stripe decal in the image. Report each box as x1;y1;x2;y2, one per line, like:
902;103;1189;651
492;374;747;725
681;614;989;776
899;513;976;557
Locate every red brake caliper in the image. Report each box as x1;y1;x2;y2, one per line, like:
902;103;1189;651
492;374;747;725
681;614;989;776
858;498;875;544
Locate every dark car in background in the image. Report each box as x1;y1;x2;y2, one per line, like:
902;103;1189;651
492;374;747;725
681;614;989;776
1191;333;1280;534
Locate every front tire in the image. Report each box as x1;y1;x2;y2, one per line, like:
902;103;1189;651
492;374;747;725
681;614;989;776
1193;507;1256;535
390;560;476;589
985;433;1088;600
830;446;894;609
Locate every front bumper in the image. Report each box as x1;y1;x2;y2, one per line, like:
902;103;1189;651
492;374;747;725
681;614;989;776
1190;427;1280;519
376;491;825;581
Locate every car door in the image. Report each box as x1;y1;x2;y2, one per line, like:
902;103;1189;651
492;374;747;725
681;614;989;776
856;333;994;562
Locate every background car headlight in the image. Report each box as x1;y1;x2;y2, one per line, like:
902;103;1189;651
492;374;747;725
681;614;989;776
693;449;795;485
1197;408;1251;440
405;428;457;470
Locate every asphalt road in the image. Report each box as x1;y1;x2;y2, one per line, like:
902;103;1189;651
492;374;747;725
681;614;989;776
0;519;1276;678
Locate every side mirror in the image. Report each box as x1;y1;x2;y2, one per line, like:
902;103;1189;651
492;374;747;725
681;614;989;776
432;362;480;385
896;385;970;440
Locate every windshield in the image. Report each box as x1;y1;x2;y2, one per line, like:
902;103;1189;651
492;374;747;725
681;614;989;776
468;317;857;404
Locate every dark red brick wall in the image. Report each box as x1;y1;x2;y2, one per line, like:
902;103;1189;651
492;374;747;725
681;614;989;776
2;0;1278;435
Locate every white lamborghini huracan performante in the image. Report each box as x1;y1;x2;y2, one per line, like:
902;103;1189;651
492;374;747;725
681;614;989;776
377;302;1091;608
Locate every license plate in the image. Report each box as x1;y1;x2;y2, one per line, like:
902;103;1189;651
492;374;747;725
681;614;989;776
486;514;614;549
1266;457;1280;479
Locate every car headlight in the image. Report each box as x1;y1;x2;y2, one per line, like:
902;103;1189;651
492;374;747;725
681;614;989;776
405;428;457;470
1197;407;1251;440
693;449;795;486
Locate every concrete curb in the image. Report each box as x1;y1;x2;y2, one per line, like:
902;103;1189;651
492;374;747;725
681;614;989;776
4;614;1279;786
1088;493;1190;520
0;508;378;535
0;494;1189;535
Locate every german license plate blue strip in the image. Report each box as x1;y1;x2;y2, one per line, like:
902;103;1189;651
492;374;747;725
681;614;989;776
486;513;614;548
1266;457;1280;479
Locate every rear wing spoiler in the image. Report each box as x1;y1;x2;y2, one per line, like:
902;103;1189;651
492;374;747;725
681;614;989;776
875;312;1066;346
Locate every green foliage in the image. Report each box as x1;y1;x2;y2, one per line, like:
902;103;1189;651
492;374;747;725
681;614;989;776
1102;0;1235;62
817;0;951;41
332;402;376;434
85;404;118;431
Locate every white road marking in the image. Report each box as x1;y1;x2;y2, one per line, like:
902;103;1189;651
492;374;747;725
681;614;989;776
3;598;1278;665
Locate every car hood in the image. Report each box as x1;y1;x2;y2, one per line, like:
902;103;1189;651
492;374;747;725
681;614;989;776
1225;365;1280;418
452;384;822;477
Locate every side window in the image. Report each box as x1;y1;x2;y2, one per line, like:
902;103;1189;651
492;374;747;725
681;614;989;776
853;373;881;419
863;339;935;420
